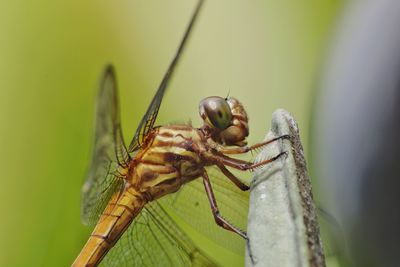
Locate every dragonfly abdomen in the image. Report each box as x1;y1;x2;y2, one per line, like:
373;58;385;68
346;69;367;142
73;188;146;267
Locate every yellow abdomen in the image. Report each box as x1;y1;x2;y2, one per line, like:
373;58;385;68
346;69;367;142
72;188;146;267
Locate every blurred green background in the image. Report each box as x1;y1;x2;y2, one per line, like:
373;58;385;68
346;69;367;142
0;0;342;266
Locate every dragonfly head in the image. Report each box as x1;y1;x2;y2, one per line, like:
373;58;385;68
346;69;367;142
199;96;249;146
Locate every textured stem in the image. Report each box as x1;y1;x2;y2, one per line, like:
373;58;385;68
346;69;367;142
246;109;325;267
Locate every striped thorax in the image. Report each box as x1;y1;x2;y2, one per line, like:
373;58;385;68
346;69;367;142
129;125;206;200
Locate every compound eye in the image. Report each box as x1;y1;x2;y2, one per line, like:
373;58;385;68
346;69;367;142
200;96;232;130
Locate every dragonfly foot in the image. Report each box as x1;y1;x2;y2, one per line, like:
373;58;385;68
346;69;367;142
246;236;256;265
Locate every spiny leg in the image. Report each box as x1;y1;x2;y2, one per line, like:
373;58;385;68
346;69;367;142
218;134;290;154
217;164;250;191
210;151;287;171
201;170;247;239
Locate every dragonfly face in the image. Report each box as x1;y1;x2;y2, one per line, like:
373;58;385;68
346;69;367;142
199;96;249;147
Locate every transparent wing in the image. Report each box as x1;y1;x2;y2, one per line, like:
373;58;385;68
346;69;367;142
103;201;217;267
81;65;130;226
160;167;250;254
128;0;204;153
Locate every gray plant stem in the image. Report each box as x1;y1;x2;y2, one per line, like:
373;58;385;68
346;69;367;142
245;109;325;267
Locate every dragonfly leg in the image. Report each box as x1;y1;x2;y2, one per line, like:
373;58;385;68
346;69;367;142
202;170;247;239
218;134;290;154
211;151;287;171
217;164;250;191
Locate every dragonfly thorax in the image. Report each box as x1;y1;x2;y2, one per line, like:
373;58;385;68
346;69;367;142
199;96;249;147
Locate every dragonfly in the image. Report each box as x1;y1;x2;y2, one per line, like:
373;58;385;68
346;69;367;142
73;0;288;266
